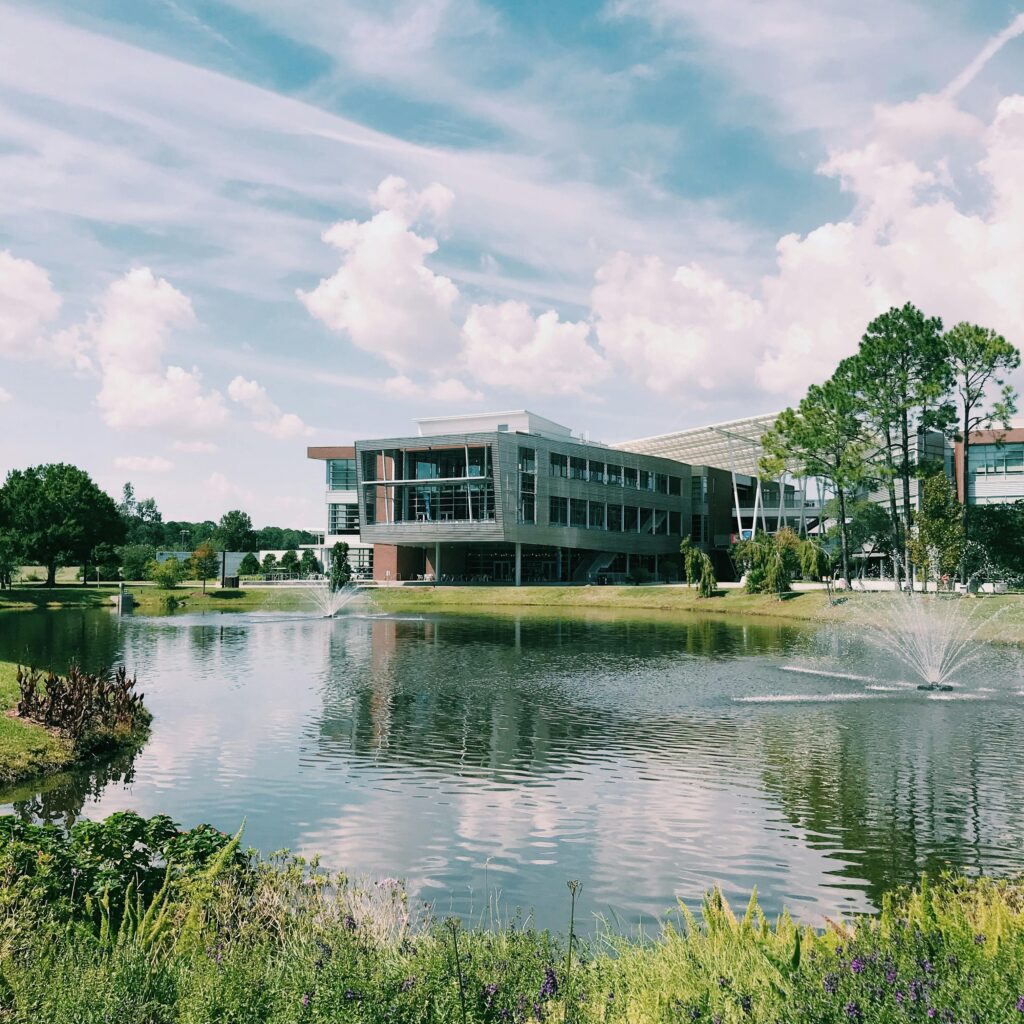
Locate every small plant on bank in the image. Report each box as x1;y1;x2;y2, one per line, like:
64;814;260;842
146;556;182;590
697;551;717;598
15;664;151;755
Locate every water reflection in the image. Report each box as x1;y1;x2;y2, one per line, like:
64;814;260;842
1;608;1023;930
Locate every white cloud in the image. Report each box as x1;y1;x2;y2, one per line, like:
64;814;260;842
207;471;254;506
462;301;607;395
114;454;174;473
591;255;760;393
86;268;228;432
0;385;11;403
171;439;219;453
383;373;482;404
299;177;461;370
227;375;311;439
0;249;64;363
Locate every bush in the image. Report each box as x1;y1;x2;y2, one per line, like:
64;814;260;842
146;556;182;590
15;664;151;754
118;543;156;582
238;552;261;576
697;551;717;597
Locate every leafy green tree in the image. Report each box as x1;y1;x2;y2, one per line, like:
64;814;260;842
0;464;125;586
696;551;717;598
299;549;323;577
119;544;156;582
238;552;261;576
910;474;966;590
118;483;164;545
850;304;950;581
215;510;255;552
969;501;1024;585
798;538;831;581
261;553;278;574
679;537;700;587
761;366;868;583
91;543;122;582
147;557;182;590
279;549;300;576
189;541;220;593
0;528;22;589
329;541;352;590
943;322;1020;537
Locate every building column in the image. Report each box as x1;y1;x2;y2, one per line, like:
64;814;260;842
654;552;659;581
515;542;522;587
434;542;441;582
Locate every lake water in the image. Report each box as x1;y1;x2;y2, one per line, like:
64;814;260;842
3;603;1024;932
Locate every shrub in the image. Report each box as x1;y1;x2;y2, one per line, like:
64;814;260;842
697;552;717;598
238;551;261;576
146;556;182;590
15;664;151;754
118;543;156;582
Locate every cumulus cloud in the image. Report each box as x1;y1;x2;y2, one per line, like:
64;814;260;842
114;454;174;473
462;301;607;394
85;268;228;431
0;249;66;363
228;375;311;439
298;176;460;370
0;385;11;403
383;373;483;404
171;439;219;453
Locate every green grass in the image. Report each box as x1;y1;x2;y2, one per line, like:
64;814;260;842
2;812;1024;1022
370;585;1024;642
125;585;312;614
0;660;75;787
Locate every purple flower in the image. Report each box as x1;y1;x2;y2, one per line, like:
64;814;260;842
483;983;499;1009
850;958;866;975
885;969;897;984
928;1010;937;1019
400;975;417;992
1016;994;1024;1013
533;1001;544;1021
301;993;311;1007
342;914;357;931
974;933;985;945
844;1001;862;1020
739;994;752;1014
823;973;840;995
539;967;558;1000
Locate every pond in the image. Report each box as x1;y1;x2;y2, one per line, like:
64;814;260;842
2;603;1024;932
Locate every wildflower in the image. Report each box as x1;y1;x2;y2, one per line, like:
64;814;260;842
885;968;897;984
823;973;840;995
921;959;934;974
539;967;558;999
973;934;985;946
928;1010;937;1019
345;988;360;1001
717;976;729;990
342;914;357;931
400;976;417;993
946;955;958;968
301;993;311;1007
1016;994;1024;1013
844;1001;862;1020
850;957;866;975
483;983;499;1009
533;1001;544;1021
739;993;752;1014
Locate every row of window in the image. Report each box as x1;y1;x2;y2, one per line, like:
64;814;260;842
972;443;1024;475
548;497;682;535
546;452;681;494
326;459;358;490
328;503;360;533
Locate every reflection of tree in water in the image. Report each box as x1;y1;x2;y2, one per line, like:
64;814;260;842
4;744;142;828
757;707;1024;907
0;607;123;675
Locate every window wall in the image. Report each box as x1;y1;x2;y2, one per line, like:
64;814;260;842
328;503;360;533
327;459;357;489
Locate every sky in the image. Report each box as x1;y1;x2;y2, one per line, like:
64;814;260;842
1;0;1023;527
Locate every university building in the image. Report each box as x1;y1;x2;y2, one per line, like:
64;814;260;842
308;410;1022;584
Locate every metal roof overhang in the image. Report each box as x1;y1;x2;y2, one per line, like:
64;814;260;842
614;413;780;477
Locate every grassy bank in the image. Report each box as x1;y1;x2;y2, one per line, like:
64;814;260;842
370;584;1024;641
0;660;75;785
2;812;1024;1023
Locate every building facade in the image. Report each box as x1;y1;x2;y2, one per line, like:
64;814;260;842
306;445;376;577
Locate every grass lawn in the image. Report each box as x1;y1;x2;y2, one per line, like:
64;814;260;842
0;660;75;787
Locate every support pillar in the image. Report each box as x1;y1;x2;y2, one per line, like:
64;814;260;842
515;542;522;587
434;542;441;582
654;552;659;581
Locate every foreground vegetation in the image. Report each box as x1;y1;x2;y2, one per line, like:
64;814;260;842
0;660;150;788
1;812;1023;1022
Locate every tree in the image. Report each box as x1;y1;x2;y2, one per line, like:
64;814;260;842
943;322;1020;538
261;553;278;574
970;501;1024;585
215;510;255;552
119;544;156;582
147;556;182;590
279;549;300;576
696;551;717;598
799;538;831;581
92;543;122;582
0;528;21;589
910;474;965;591
189;541;220;593
329;541;352;590
0;464;125;586
851;304;950;582
118;483;164;545
680;537;700;587
238;552;261;576
299;549;323;577
761;366;868;583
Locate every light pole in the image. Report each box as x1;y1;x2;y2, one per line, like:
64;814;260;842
180;529;189;551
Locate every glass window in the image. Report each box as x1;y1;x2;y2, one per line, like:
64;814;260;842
363;488;377;525
519;446;536;473
570;498;588;528
655;473;668;494
607;464;622;486
550;452;568;477
589;502;605;529
668;476;681;496
549;496;568;526
669;511;681;535
623;467;638;489
570;456;588;480
589;460;605;484
328;503;360;533
361;451;379;482
624;506;639;532
639;470;652;491
607;504;622;531
691;515;705;542
327;459;357;489
691;475;704;502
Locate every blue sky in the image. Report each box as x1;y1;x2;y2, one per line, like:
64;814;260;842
1;0;1023;525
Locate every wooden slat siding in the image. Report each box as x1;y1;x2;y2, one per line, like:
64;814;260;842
355;430;694;556
307;446;356;460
